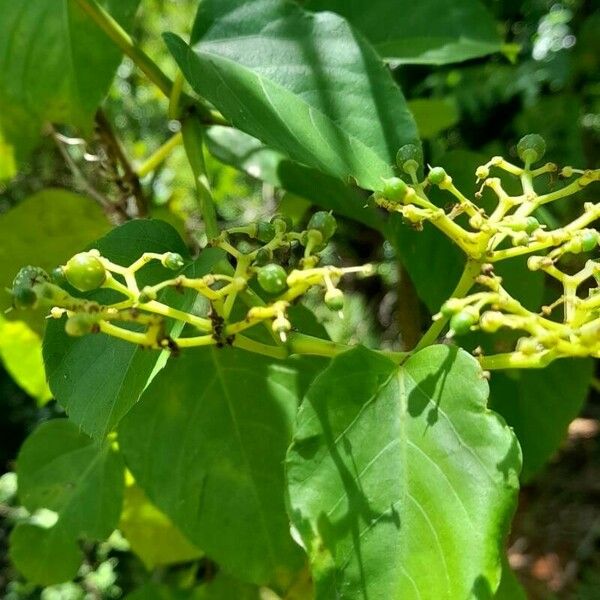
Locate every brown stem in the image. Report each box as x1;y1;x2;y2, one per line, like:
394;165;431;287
94;109;147;217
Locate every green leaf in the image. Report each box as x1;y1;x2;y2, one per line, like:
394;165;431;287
126;583;203;600
167;0;419;191
10;419;124;585
408;98;460;139
306;0;503;65
287;345;521;599
120;480;202;570
490;359;593;481
495;555;527;600
0;315;51;403
205;126;383;231
43;219;225;438
118;347;314;587
0;188;111;332
0;0;140;161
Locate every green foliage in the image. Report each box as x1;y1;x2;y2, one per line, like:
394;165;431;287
0;316;51;403
168;0;419;190
0;0;140;162
119;480;202;570
490;359;594;481
118;347;316;586
306;0;504;64
10;420;125;585
43;220;223;438
287;345;521;598
0;189;111;331
0;0;597;597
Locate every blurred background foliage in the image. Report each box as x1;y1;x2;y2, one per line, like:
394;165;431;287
0;0;599;598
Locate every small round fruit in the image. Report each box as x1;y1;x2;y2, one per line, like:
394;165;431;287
257;221;276;243
307;211;337;242
162;252;185;270
12;286;37;309
254;248;273;267
257;264;288;294
517;134;546;165
51;266;67;286
581;230;599;253
65;314;96;337
450;308;478;336
325;288;344;312
427;167;447;186
381;177;408;201
64;253;106;292
396;144;423;173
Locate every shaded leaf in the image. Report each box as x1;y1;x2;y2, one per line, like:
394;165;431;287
306;0;503;65
205;126;382;231
43;219;225;438
10;420;124;585
120;479;202;570
287;345;521;599
118;347;315;587
0;0;140;161
0;188;111;332
408;98;460;139
167;0;419;191
490;359;593;481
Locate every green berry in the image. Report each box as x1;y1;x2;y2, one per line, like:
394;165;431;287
11;266;50;308
12;286;37;309
307;211;337;242
381;177;408;201
325;288;344;312
517;134;546;165
65;314;96;337
64;253;106;292
256;221;276;243
525;216;539;234
427;167;447;186
450;308;478;336
257;264;288;294
396;144;423;174
162;252;185;270
254;248;273;267
51;266;67;286
581;230;598;252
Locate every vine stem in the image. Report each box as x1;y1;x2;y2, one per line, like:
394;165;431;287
137;132;182;177
413;259;482;352
73;0;173;97
234;332;409;363
181;117;220;241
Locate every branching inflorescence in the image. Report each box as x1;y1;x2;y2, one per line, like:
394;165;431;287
9;212;373;358
375;134;600;368
9;135;600;370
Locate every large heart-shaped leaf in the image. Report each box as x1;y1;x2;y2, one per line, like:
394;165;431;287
287;345;521;599
10;420;124;585
43;219;225;438
166;0;418;191
306;0;504;65
118;348;324;587
0;0;140;161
